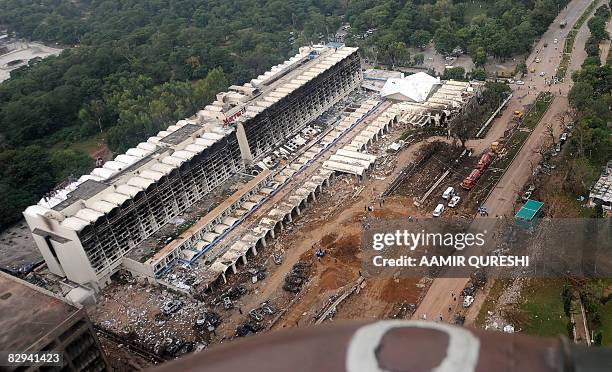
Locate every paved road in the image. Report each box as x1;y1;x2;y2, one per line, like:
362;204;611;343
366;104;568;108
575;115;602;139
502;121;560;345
411;0;597;323
599;18;612;65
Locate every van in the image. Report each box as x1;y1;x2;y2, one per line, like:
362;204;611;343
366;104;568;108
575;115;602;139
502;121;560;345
433;204;445;217
442;186;455;200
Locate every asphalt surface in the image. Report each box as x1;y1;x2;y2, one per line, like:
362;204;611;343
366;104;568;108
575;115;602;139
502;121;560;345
411;0;598;323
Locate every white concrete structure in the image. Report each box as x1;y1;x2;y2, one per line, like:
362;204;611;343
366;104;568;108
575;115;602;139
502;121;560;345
380;72;441;102
23;44;363;291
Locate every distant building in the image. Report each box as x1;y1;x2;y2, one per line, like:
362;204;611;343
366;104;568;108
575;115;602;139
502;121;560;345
0;272;110;371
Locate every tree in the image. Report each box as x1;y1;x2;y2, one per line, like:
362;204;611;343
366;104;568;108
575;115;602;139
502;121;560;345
568;82;594;112
473;46;487;67
410;30;431;49
434;22;457;55
413;53;425;65
50;149;94;180
515;59;528;75
443;66;465;80
593;331;603;346
450;109;479;148
470;68;487;81
562;284;572;316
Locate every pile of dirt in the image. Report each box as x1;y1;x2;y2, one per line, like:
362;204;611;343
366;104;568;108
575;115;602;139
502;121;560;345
320;232;338;246
332;234;360;262
319;266;354;292
377;278;421;303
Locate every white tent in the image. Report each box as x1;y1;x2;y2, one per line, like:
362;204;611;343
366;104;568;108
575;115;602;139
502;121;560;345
380;72;441;102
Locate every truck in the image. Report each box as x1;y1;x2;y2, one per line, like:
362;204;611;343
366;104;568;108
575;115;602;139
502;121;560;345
476;152;494;170
461;169;482;190
490;142;500;153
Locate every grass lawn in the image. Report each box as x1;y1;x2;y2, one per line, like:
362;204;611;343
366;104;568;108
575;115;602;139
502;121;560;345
518;279;569;338
70;132;106;154
585;279;612;346
523;92;553;130
599;301;612;346
50;131;107;161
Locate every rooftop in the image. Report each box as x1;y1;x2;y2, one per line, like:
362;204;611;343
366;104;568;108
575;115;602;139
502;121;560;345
0;272;81;352
515;199;544;221
590;174;612;203
380;72;442;103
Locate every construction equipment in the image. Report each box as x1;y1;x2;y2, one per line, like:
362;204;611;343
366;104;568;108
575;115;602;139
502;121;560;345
490;142;500;153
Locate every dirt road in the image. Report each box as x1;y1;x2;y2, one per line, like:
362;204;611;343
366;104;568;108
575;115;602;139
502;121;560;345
411;0;597;323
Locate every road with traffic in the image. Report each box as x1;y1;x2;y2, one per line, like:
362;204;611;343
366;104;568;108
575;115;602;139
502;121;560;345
411;0;600;323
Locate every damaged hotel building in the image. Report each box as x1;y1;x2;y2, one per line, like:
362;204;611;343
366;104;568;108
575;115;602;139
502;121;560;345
22;44;480;302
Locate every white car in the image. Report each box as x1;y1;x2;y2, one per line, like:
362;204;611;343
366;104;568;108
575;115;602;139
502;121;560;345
515;80;525;85
448;195;461;208
433;204;445;217
554;38;558;44
442;186;455;200
535;57;541;63
540;71;546;76
463;295;474;308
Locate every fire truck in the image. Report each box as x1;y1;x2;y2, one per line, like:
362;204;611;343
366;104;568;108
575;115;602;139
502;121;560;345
461;169;482;190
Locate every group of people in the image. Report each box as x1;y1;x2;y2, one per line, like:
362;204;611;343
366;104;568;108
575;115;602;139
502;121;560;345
420;291;459;322
478;206;489;216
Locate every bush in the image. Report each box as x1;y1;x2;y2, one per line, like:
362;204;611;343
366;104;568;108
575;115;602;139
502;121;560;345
562;284;573;316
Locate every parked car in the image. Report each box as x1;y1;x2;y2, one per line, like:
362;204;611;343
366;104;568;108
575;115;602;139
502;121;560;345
433;204;445;217
463;295;474;308
442;186;455;200
522;184;536;202
539;71;546;76
554;38;558;44
559;132;568;143
515;80;525;85
555;143;561;153
161;300;183;315
535;58;541;63
448;195;461;208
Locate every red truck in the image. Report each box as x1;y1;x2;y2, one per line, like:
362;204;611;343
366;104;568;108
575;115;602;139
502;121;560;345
476;152;494;170
461;169;482;190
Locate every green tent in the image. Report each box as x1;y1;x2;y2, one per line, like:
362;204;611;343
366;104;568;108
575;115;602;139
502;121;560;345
515;199;544;221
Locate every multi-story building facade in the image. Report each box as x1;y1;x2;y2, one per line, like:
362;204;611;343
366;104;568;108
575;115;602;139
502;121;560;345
0;272;110;371
23;45;363;291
